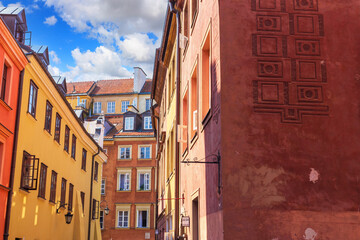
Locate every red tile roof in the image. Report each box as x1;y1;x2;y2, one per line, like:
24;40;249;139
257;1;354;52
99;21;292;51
91;79;134;95
140;80;152;93
66;81;95;94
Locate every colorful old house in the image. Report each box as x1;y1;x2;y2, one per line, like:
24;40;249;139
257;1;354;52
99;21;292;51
152;0;360;239
66;69;157;239
0;15;28;239
152;7;179;239
7;50;107;239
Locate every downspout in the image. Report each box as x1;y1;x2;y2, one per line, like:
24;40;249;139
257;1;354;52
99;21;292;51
169;1;181;238
151;101;160;239
88;146;100;240
4;70;24;240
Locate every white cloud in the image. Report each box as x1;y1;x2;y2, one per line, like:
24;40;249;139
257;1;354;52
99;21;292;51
0;2;39;13
48;65;61;76
42;0;167;80
44;16;58;26
43;0;167;35
49;50;61;64
118;33;158;63
53;46;132;82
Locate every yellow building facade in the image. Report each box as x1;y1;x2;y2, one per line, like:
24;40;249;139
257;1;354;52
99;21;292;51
152;10;178;239
9;53;107;240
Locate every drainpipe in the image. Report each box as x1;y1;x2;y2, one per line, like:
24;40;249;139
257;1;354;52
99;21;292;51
88;146;100;240
169;1;181;238
151;101;161;239
4;70;24;240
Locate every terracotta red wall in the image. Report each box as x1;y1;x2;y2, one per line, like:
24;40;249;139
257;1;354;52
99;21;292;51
102;139;156;240
220;0;360;239
0;42;22;238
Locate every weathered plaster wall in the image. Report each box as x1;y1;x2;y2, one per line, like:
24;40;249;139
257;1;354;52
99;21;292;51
220;0;360;239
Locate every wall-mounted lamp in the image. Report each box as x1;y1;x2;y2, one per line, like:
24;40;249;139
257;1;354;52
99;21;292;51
100;200;110;215
56;202;73;224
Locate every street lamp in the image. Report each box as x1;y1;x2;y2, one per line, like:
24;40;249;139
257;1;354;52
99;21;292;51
100;200;110;215
65;211;73;224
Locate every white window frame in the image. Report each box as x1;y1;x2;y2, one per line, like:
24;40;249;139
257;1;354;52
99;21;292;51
118;145;132;160
101;179;105;195
121;100;130;113
144;116;152;130
139;145;151;159
145;99;151;111
137;168;151;191
107;101;115;113
124;117;134;130
136;205;150;228
116;205;130;229
93;102;102;114
117;168;132;191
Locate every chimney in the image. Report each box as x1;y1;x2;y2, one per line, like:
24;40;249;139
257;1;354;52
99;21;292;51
133;67;147;93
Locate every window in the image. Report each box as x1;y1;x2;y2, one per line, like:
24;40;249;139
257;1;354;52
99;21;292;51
101;179;105;195
93;102;101;114
80;99;87;108
144;116;152;130
121;101;130;113
38;163;47;199
20;151;39;190
28;80;38;118
118;172;130;191
64;125;70;152
192;197;199;240
94;161;99;181
54;113;61;143
137;171;150;191
191;64;198;138
68;183;74;211
71;134;76;159
145;99;151;111
95;128;101;136
0;64;8;101
100;211;104;229
137;209;149;228
139;146;151;159
117;210;129;228
107;101;115;113
118;146;131;159
191;0;198;27
80;192;85;213
49;171;57;203
201;31;211;120
124;117;134;130
60;178;67;206
44;101;53;132
181;89;189;153
92;199;99;219
82;149;87;171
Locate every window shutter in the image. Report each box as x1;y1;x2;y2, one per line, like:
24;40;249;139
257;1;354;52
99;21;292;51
177;125;188;143
21;153;40;190
193;110;198;131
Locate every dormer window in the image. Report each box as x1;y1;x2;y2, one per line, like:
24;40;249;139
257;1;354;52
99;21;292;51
124;117;134;130
144;116;152;130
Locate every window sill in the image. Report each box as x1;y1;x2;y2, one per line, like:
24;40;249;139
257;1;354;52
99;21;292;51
49;200;56;205
190;11;199;35
137;158;152;161
44;129;52;137
37;196;46;201
19;188;30;194
26;112;37;121
136;190;151;192
201;108;212;132
117;158;132;161
0;98;12;111
116;227;130;229
136;227;150;230
117;190;131;192
81;168;86;172
190;132;198;149
182;148;189;160
64;149;69;154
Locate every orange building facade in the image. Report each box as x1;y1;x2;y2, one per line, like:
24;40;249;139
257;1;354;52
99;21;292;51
0;17;28;239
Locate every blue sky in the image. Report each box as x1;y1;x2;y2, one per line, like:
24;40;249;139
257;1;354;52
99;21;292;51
1;0;167;81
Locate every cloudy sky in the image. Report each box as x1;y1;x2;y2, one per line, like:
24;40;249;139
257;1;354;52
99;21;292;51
1;0;167;81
